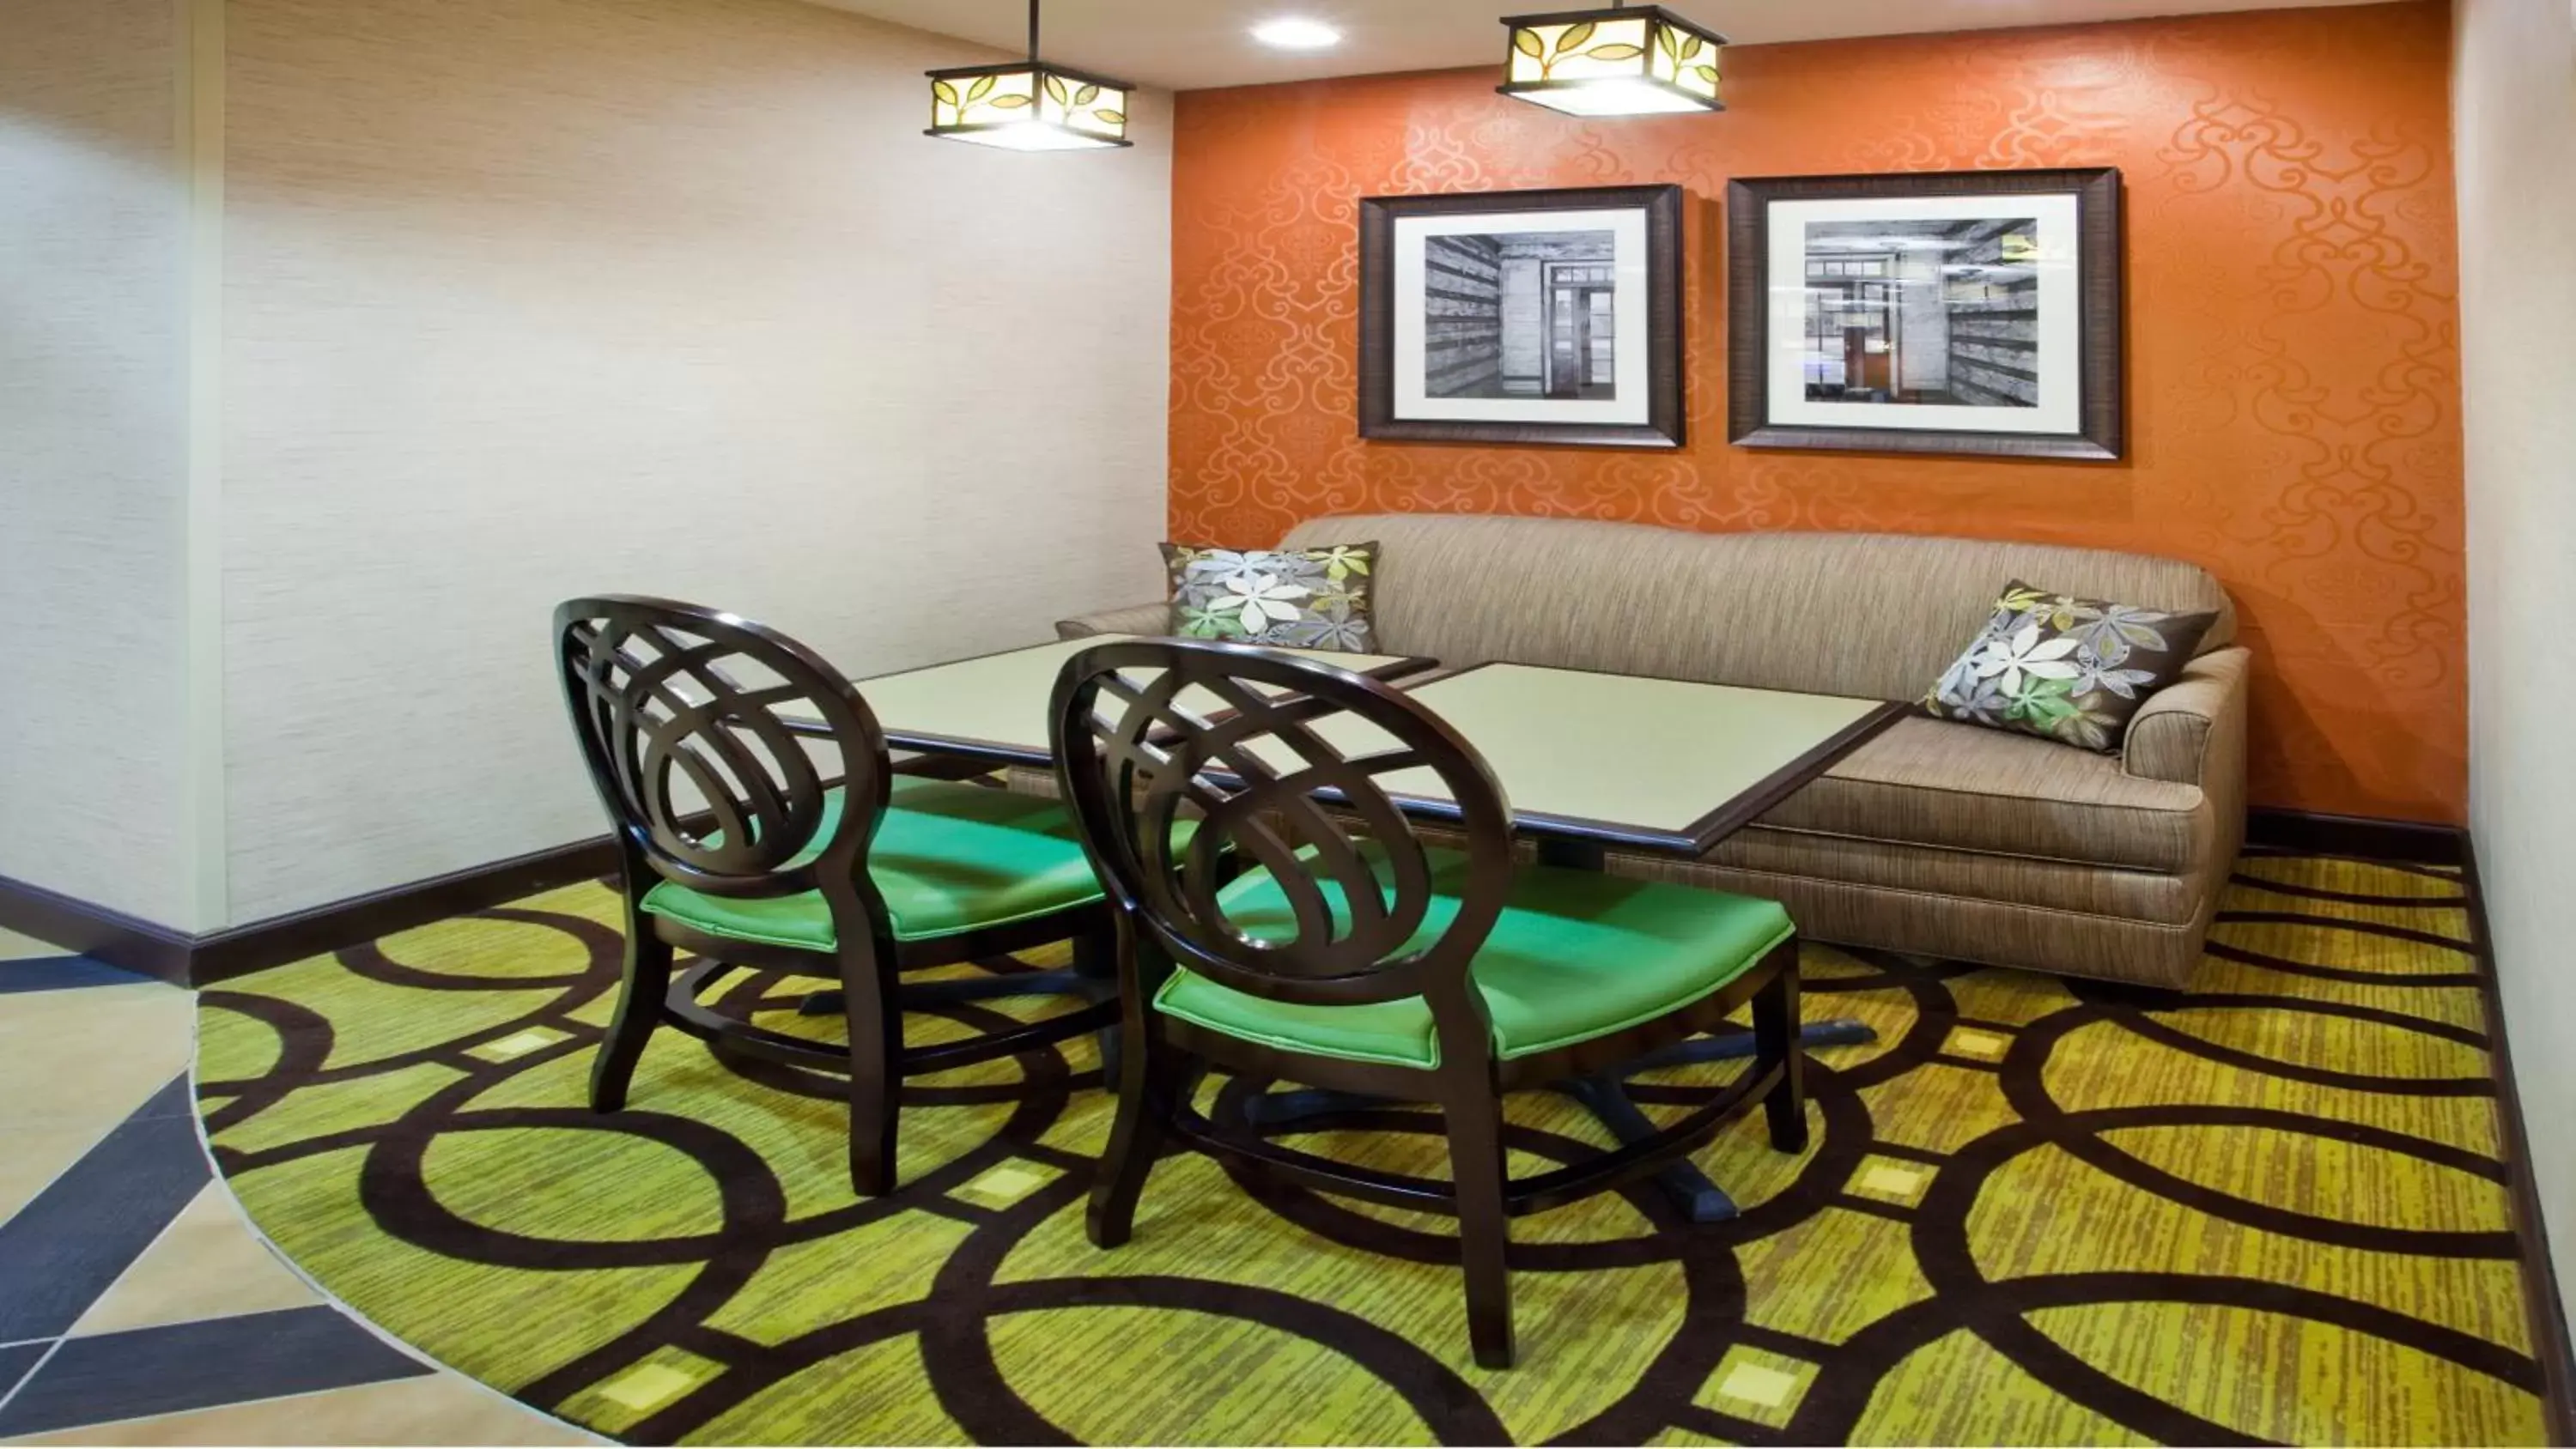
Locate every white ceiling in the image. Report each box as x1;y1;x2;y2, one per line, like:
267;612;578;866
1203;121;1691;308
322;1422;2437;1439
811;0;2402;91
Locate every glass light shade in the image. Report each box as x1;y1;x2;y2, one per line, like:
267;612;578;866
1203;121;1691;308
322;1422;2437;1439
1498;6;1726;117
927;63;1133;150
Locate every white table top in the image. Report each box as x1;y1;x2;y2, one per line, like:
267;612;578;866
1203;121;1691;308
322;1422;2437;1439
1222;663;1903;854
842;634;1433;766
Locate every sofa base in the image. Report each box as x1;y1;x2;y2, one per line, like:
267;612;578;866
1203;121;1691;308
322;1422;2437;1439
1600;850;2215;991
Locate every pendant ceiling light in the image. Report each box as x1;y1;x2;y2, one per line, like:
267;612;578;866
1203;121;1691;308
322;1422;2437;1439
925;0;1133;151
1498;3;1727;118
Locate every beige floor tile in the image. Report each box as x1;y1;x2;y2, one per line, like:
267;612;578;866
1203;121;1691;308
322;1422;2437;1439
70;1184;320;1337
0;926;71;961
0;984;196;1130
1;1372;604;1446
0;1123;112;1223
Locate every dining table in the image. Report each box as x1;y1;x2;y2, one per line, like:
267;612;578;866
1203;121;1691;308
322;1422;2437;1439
812;634;1910;1222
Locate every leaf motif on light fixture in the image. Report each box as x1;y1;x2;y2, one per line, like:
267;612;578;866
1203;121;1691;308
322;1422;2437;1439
1553;21;1597;54
1693;64;1718;84
1513;28;1546;58
926;0;1133;146
1680;35;1705;59
1584;43;1645;60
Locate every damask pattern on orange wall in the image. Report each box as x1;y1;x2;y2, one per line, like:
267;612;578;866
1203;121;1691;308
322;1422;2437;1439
1168;3;2465;822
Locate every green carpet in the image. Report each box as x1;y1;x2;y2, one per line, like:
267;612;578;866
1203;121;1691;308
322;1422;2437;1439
193;852;2553;1445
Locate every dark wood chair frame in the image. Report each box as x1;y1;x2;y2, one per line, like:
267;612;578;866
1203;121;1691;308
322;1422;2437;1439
556;596;1118;1196
1049;638;1806;1369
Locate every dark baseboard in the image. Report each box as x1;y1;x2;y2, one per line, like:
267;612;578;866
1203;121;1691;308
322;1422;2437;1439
0;837;618;991
2463;840;2576;1445
2245;807;2467;865
190;837;619;986
0;758;996;990
0;876;197;985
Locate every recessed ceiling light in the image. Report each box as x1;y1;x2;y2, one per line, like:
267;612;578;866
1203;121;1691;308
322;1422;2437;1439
1252;17;1343;49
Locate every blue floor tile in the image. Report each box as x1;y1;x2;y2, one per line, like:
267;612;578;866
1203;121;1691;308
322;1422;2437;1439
0;1307;434;1437
0;1076;208;1342
0;955;155;994
0;1341;46;1403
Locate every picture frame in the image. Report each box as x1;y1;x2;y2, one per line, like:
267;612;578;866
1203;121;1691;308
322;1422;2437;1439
1724;167;2124;460
1359;184;1686;449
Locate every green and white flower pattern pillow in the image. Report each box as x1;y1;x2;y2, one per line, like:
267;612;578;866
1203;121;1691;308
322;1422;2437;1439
1925;582;2218;753
1160;542;1378;653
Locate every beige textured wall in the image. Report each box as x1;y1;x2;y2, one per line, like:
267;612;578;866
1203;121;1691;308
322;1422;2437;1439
2456;0;2576;1336
0;0;191;925
217;0;1173;922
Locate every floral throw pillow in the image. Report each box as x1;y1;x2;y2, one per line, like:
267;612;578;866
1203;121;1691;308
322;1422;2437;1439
1924;582;2219;753
1159;542;1378;652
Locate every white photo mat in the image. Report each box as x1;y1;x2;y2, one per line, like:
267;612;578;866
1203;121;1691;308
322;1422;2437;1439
1392;207;1653;427
1764;192;2082;437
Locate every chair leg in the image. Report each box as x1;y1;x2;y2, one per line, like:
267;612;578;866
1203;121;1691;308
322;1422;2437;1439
590;920;674;1113
841;948;903;1197
1089;1016;1183;1250
1753;943;1808;1154
1445;1088;1516;1370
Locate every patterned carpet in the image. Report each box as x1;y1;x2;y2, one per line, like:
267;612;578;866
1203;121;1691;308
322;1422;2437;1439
192;852;2552;1446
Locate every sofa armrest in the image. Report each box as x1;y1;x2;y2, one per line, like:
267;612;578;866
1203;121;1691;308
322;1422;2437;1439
1054;600;1170;640
2122;646;2251;786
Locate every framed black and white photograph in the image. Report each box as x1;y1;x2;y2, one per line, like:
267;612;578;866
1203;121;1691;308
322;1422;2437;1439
1726;168;2123;460
1360;184;1684;449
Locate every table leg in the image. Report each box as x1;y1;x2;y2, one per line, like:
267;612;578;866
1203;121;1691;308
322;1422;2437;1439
1237;1088;1405;1128
1619;1017;1878;1071
1234;1011;1876;1225
1552;1075;1742;1223
1518;834;1872;1221
796;968;1092;1018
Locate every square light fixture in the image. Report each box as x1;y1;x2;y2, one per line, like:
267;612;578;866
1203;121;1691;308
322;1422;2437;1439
1498;4;1727;118
927;62;1133;150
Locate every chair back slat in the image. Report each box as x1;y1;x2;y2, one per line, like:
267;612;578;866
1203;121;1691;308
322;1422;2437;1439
555;596;889;904
1051;640;1515;1018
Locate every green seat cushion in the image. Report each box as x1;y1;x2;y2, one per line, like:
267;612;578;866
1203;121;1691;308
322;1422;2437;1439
640;779;1106;948
1156;848;1795;1069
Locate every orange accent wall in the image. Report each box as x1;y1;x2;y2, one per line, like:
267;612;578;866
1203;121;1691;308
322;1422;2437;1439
1169;3;2465;822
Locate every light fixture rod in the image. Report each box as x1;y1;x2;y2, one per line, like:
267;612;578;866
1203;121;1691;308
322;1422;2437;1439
1029;0;1041;60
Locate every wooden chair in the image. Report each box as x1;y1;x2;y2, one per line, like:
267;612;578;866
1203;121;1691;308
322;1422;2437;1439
556;596;1117;1196
1048;639;1807;1369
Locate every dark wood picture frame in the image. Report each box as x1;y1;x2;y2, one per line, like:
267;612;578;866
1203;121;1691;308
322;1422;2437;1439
1725;167;2124;461
1359;184;1686;450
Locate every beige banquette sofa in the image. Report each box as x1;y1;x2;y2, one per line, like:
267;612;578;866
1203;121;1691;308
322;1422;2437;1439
1056;513;2249;990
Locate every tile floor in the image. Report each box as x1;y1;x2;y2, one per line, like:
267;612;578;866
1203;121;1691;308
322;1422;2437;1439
0;927;599;1446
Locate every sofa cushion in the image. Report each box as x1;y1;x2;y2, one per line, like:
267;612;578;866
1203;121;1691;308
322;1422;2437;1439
1756;715;2212;874
1161;540;1380;652
1923;581;2220;753
1279;513;2234;705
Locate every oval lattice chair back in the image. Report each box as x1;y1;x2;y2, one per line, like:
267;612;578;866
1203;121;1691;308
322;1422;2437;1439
1050;638;1517;1036
555;594;890;909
